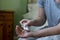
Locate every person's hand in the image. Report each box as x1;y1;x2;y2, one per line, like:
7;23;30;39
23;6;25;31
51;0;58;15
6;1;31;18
16;25;33;38
20;19;33;26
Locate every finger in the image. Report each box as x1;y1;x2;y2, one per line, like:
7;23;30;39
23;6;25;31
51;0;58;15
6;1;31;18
16;25;22;31
16;25;19;35
24;21;31;26
25;30;31;32
22;30;30;32
20;19;28;24
22;30;26;34
16;25;22;35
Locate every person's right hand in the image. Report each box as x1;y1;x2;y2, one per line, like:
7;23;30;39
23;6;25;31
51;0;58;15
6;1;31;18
20;19;33;27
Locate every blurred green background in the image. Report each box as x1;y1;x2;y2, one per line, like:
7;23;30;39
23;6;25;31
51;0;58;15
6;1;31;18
0;0;27;40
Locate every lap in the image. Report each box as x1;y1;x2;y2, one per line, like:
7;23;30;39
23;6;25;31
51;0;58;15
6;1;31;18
18;38;36;40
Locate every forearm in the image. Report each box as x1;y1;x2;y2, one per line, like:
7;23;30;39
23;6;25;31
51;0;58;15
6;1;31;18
32;23;60;38
31;8;46;26
31;18;46;26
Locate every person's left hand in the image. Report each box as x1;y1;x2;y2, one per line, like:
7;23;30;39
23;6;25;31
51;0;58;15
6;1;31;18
16;25;33;38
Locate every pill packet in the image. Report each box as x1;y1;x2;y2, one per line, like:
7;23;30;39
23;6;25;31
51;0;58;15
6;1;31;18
21;23;29;30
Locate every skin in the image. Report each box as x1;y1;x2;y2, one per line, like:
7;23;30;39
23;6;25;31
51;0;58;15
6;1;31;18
16;0;60;38
16;23;60;38
56;0;60;2
31;23;60;38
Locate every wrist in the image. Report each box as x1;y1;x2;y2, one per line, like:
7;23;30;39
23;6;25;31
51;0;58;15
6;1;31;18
28;31;33;37
29;31;38;38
